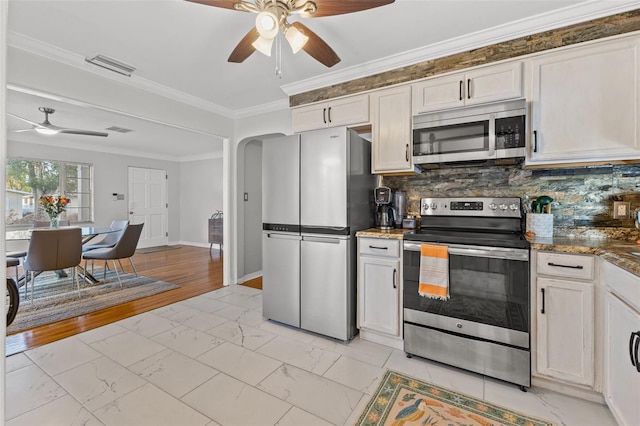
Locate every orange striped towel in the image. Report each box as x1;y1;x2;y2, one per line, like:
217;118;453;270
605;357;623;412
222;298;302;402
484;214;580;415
418;244;450;300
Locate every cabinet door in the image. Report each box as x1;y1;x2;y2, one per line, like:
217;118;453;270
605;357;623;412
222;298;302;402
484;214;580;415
412;73;465;114
292;103;328;132
326;94;369;128
605;292;640;426
465;62;522;106
536;277;594;386
371;85;414;173
358;256;400;336
529;38;640;164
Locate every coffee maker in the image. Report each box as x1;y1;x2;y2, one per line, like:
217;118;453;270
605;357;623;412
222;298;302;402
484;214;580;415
374;186;395;230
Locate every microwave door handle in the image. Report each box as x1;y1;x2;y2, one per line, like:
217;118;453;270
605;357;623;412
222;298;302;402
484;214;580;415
487;114;496;157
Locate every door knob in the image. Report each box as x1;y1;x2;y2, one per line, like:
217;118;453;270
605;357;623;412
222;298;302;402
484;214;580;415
129;211;134;214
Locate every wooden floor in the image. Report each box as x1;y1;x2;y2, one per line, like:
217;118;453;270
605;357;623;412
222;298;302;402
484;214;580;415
241;276;262;290
6;245;224;356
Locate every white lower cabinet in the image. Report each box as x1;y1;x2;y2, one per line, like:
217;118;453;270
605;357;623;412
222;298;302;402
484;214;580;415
533;251;598;392
357;237;402;349
603;261;640;426
536;277;595;386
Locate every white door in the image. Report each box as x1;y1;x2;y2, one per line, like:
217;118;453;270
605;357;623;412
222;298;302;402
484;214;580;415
128;167;168;248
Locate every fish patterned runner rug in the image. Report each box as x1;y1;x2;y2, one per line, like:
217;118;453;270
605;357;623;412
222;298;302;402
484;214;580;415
355;370;553;426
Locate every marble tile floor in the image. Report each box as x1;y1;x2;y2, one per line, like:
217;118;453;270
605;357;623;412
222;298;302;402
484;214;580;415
6;284;617;426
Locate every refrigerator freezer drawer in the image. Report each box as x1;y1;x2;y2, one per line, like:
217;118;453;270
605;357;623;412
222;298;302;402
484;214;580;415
300;236;355;341
263;232;301;327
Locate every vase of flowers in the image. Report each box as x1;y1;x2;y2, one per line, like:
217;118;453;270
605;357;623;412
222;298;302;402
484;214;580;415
39;195;70;228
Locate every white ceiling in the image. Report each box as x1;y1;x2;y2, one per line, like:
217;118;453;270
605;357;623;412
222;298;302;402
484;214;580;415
6;0;640;160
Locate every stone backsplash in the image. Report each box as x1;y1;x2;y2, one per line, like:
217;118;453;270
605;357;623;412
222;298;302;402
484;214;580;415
383;164;640;241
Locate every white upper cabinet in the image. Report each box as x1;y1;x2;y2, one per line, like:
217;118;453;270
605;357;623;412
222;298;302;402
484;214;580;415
292;94;369;133
370;85;416;174
528;37;640;165
412;61;523;114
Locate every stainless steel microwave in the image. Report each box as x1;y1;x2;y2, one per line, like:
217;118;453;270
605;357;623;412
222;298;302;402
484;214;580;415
412;99;526;166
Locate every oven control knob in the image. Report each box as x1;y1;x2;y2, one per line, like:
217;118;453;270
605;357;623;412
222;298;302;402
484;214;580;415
456;322;463;329
430;203;437;210
499;204;508;210
489;203;497;210
509;203;519;211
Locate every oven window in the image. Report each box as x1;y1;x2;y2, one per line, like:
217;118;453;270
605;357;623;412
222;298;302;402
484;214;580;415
413;120;489;156
404;251;529;333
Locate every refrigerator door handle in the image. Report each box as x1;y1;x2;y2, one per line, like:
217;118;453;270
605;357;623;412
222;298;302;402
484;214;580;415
266;233;302;240
303;236;341;244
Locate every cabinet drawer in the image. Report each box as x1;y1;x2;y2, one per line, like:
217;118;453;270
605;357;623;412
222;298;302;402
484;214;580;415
359;238;400;257
604;260;640;312
537;252;594;281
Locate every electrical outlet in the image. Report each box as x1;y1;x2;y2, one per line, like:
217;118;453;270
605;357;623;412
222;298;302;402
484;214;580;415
613;201;630;219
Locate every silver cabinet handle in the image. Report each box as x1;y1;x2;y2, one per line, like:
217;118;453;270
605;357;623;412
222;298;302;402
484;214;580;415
548;262;583;270
328;106;332;123
369;245;388;250
393;268;397;289
467;78;471;99
323;108;327;124
459;80;463;101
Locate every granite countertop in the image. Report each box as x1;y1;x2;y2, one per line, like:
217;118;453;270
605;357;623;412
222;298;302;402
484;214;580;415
356;228;412;240
529;235;640;277
358;228;640;277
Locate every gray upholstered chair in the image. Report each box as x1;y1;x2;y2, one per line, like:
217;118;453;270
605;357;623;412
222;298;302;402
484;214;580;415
23;228;83;301
83;220;130;252
82;223;144;287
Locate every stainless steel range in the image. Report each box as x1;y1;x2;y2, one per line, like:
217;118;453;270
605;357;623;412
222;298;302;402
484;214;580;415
402;197;531;389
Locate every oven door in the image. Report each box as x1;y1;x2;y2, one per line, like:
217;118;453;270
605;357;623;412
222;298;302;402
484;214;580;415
403;241;530;348
412;113;495;164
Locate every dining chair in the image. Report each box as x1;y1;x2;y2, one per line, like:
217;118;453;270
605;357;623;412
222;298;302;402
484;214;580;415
23;228;83;301
82;223;144;287
82;220;130;252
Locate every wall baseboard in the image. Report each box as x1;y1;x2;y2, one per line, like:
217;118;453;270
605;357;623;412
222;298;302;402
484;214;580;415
173;241;223;249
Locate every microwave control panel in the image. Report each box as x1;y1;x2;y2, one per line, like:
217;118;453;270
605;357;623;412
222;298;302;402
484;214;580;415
495;116;525;150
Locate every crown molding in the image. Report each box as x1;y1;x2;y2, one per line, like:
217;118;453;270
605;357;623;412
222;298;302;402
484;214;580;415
234;98;290;118
281;0;640;96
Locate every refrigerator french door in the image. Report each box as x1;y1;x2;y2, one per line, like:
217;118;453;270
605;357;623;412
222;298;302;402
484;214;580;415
262;134;300;328
262;231;301;327
300;235;354;341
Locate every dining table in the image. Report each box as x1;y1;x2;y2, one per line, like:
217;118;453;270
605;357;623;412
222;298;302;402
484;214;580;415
6;225;124;285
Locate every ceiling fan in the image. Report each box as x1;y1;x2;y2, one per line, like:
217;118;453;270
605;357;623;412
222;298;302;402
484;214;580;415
186;0;395;67
9;107;109;137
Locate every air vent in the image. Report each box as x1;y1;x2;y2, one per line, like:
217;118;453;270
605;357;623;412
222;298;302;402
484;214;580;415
85;54;136;77
105;126;134;133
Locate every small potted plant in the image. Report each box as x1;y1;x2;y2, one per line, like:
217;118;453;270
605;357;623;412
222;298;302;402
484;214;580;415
39;195;70;228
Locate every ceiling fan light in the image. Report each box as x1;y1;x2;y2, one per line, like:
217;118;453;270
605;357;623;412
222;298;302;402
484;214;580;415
255;11;279;39
285;26;309;54
35;127;58;135
252;36;274;56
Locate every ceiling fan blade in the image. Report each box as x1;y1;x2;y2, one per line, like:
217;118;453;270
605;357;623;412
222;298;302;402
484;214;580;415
7;112;43;128
228;27;259;63
58;129;109;137
292;22;340;67
297;0;394;18
184;0;239;11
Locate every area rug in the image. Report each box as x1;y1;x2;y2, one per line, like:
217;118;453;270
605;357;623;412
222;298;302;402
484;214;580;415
135;245;182;254
7;270;180;334
355;371;554;426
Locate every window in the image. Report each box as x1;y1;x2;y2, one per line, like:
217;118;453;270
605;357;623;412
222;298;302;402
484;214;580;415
5;159;93;226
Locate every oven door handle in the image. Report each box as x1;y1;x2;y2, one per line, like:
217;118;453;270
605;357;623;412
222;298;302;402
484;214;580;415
403;241;528;261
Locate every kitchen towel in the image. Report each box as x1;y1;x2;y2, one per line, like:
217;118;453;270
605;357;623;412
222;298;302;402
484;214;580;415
418;243;450;300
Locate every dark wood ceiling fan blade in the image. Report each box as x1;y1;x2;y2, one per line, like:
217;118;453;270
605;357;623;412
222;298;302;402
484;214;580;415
228;27;260;63
292;22;340;67
297;0;394;18
184;0;239;11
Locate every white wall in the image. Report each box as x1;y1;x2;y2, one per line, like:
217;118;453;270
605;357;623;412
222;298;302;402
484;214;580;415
7;140;182;241
228;108;292;284
242;140;262;278
179;157;223;246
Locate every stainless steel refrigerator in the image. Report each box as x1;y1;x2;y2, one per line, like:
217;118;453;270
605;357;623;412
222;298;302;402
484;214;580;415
262;127;375;341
